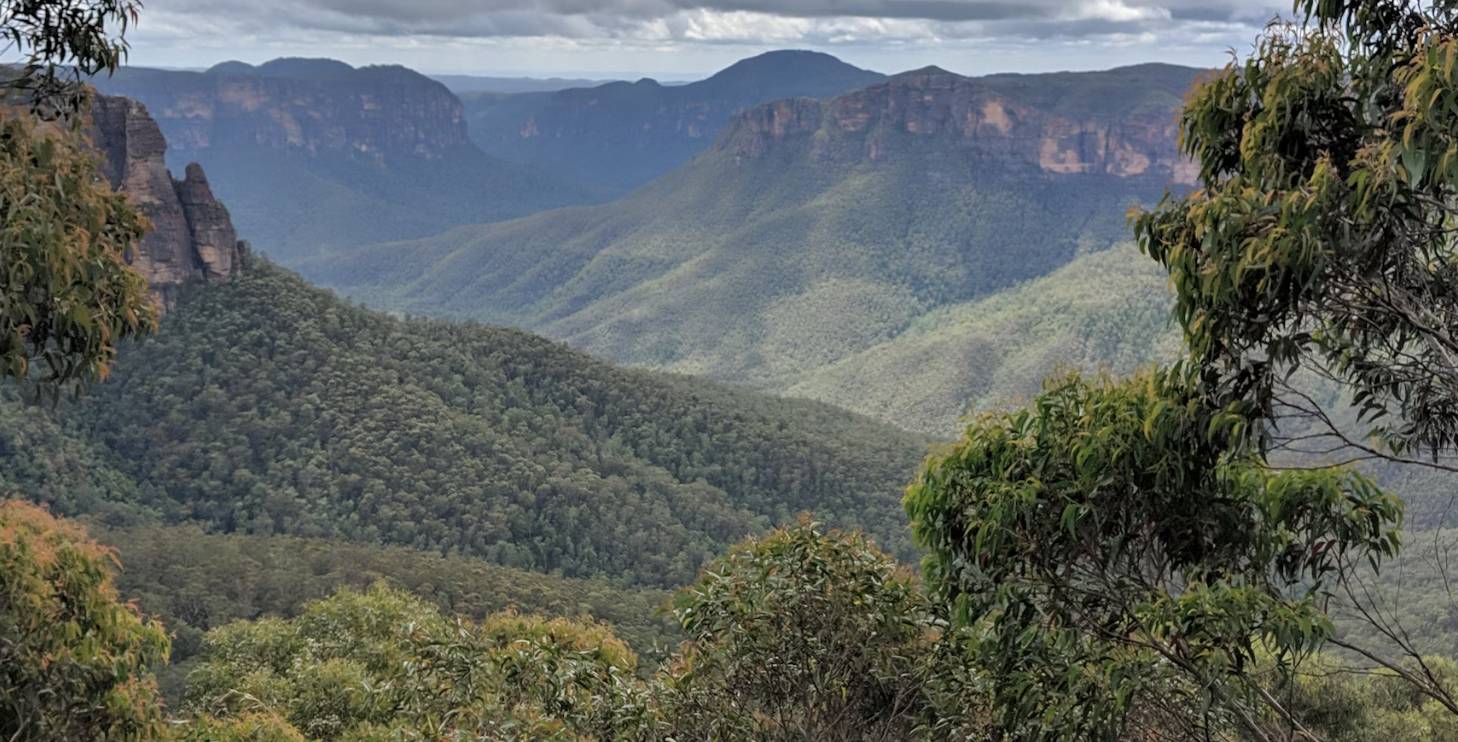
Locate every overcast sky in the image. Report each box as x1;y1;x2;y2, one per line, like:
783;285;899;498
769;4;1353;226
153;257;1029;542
123;0;1288;78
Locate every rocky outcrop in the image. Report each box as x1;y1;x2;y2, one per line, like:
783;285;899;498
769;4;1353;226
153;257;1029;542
93;61;469;164
89;95;247;305
719;64;1200;185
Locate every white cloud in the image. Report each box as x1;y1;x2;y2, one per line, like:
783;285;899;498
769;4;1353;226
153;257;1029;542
120;0;1284;75
1069;0;1170;22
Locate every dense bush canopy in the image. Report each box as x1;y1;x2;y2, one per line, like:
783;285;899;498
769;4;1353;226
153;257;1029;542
1;260;928;586
0;500;168;742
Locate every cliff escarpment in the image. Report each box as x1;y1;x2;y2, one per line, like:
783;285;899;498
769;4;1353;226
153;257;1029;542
95;60;469;164
719;64;1200;184
87;59;597;263
307;64;1207;394
464;50;887;192
90;95;247;305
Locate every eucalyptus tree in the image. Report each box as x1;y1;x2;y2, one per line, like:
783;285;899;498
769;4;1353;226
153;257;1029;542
0;499;170;742
906;368;1406;742
1133;0;1458;466
0;0;154;398
908;3;1458;736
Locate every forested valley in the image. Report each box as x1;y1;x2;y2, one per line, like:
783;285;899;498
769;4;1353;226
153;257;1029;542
8;0;1458;740
1;258;929;585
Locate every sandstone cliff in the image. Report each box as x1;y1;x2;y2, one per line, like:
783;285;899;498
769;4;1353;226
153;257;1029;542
90;95;247;305
93;61;469;164
463;50;887;192
718;64;1200;185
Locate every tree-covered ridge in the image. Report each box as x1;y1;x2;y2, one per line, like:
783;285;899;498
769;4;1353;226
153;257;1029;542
786;243;1180;434
41;260;926;587
309;144;1169;394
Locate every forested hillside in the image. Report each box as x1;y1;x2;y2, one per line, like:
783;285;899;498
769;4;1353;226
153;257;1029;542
0;260;928;588
311;64;1201;398
788;244;1180;433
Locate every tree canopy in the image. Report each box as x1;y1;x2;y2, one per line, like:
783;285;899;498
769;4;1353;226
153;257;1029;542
0;111;154;396
20;260;925;586
908;1;1458;737
1132;0;1458;462
0;499;169;742
905;367;1405;741
0;0;154;398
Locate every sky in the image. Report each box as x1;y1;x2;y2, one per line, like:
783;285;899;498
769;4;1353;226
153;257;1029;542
124;0;1289;79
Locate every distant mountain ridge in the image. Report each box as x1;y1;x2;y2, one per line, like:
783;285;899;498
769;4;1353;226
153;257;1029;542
724;64;1199;184
464;50;888;192
97;60;472;163
89;59;596;262
431;74;621;94
311;63;1205;399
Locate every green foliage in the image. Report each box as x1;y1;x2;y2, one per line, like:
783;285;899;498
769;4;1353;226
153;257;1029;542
93;524;678;700
167;712;308;742
905;367;1405;741
1263;655;1458;742
0;111;155;395
33;260;925;585
178;520;994;742
0;499;169;742
0;382;145;520
661;518;986;741
1;0;139;116
1131;0;1458;459
184;583;653;742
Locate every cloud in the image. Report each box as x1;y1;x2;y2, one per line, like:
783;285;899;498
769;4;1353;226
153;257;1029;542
148;0;1284;41
124;0;1288;76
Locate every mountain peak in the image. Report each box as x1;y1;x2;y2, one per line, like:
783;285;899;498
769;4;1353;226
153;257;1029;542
206;58;356;79
705;50;877;85
894;65;957;78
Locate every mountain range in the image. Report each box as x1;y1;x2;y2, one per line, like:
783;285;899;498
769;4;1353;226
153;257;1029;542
462;50;888;192
89;59;597;262
20;50;1457;698
311;63;1205;422
432;74;621;94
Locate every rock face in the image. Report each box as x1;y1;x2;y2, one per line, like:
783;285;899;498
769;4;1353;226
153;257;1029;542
463;50;888;191
93;60;469;164
90;95;247;305
719;64;1201;185
86;59;596;264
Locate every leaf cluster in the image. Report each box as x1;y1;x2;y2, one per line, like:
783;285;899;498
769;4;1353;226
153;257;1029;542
1132;0;1458;460
0;110;154;397
906;367;1404;741
0;0;139;116
0;499;169;742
